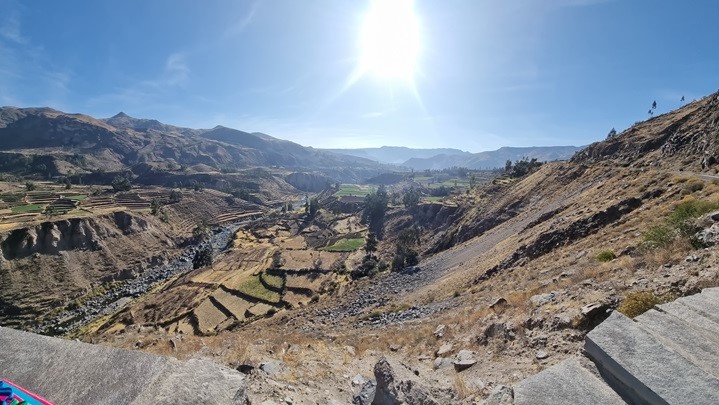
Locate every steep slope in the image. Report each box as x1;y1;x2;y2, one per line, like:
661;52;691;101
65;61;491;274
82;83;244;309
46;90;719;403
0;107;383;182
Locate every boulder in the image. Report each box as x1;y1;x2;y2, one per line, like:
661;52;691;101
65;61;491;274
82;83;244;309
352;380;376;405
433;324;446;338
372;357;439;405
489;297;508;313
694;223;719;246
453;350;477;371
478;322;514;345
260;360;287;375
433;357;453;370
485;385;514;405
535;350;549;360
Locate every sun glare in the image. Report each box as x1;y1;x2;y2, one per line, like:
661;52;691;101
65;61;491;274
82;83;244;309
359;0;421;82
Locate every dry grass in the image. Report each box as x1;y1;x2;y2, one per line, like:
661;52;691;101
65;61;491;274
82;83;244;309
453;375;473;399
639;239;693;269
618;290;677;318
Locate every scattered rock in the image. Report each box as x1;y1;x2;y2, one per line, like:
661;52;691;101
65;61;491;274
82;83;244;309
550;311;577;331
478;322;514;345
530;292;557;307
352;380;376;405
453;350;477;371
485;385;514;405
344;346;356;356
535;350;549;360
433;357;453;370
489;297;508;313
389;344;401;352
436;343;454;356
433;324;446;338
581;302;608;321
260;360;287;375
352;374;367;386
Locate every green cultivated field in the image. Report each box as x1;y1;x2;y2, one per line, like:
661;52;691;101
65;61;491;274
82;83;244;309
236;275;282;303
10;204;45;213
334;184;375;197
320;237;364;252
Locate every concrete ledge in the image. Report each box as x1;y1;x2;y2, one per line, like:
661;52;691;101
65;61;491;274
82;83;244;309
0;327;246;404
514;357;624;405
586;311;719;405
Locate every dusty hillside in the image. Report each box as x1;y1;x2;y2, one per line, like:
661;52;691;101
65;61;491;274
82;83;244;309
81;93;719;403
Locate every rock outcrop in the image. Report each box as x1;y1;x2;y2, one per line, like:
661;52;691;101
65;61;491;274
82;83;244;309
0;326;246;404
367;357;439;405
0;212;152;260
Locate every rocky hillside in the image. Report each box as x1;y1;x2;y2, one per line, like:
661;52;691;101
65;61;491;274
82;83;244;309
0;107;383;183
79;90;719;403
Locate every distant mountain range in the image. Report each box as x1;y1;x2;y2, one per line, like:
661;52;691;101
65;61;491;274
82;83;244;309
323;146;472;165
0;107;381;180
327;145;582;170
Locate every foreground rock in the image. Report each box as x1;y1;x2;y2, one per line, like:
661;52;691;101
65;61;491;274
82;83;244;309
0;326;246;404
355;357;440;405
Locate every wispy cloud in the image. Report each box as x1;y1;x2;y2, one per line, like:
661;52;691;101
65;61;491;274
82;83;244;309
162;53;190;87
0;10;27;44
87;52;191;114
361;111;385;119
0;3;74;107
224;1;261;38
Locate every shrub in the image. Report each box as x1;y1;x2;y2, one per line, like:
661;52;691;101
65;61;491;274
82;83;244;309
682;178;704;195
618;291;677;318
642;198;719;250
642;224;674;249
596;250;617;262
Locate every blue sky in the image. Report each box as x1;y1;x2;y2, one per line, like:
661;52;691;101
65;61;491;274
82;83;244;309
1;0;718;152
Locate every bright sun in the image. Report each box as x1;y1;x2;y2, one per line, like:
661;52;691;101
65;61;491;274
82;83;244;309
359;0;421;82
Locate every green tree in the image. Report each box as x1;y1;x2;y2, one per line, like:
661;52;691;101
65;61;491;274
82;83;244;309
308;197;320;218
150;198;162;215
364;232;378;257
169;190;183;203
192;245;213;269
25;181;35;191
111;175;131;192
402;187;421;210
271;250;283;269
192;222;211;242
392;227;420;271
63;177;72;189
362;185;389;236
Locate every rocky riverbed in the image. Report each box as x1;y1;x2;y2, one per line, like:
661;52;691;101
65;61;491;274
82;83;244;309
33;222;244;336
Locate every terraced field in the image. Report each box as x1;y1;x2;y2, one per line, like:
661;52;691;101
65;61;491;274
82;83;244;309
101;212;361;336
